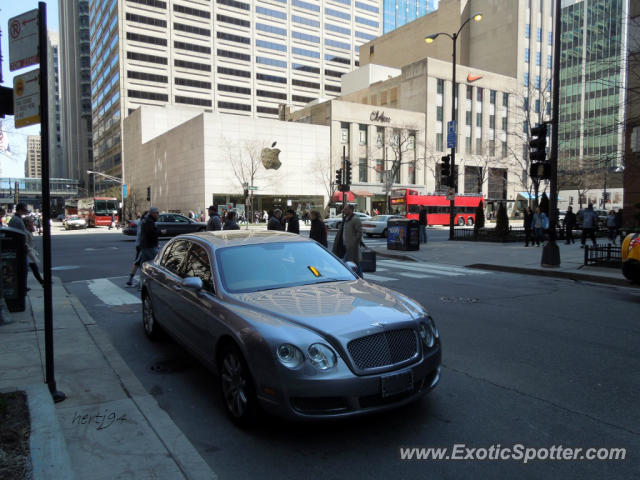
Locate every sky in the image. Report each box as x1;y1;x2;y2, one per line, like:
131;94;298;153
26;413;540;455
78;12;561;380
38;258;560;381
0;0;59;177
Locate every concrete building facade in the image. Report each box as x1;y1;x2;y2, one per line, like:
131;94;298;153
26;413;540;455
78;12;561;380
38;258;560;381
122;105;329;216
59;0;94;191
25;136;42;178
47;31;64;178
89;0;382;193
336;58;523;213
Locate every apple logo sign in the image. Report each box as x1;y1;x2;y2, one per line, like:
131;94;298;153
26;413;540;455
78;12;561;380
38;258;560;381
261;141;282;170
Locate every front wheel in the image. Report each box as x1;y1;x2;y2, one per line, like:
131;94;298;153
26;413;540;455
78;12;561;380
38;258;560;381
467;217;474;226
142;294;162;341
457;217;465;226
219;344;258;427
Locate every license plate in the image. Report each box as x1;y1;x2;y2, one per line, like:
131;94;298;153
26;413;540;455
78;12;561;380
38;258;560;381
381;370;413;398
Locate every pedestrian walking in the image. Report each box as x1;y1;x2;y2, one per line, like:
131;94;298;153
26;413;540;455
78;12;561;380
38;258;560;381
126;210;148;286
302;210;310;225
580;204;598;248
23;216;44;286
418;206;428;244
564;206;576;244
223;211;240;230
615;209;623;243
606;210;617;244
523;207;534;246
139;207;165;265
309;210;328;247
8;203;29;232
206;205;222;231
532;207;548;247
268;209;284;231
284;209;300;234
333;204;363;277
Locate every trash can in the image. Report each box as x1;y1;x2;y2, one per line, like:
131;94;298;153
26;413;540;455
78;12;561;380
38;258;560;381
0;226;27;313
387;218;420;251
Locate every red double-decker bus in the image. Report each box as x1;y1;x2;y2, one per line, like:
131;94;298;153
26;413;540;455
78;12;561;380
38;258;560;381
78;197;119;227
390;189;484;226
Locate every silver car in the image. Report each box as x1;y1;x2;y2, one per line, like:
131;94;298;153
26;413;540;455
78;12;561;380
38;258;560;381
362;215;405;237
140;231;441;425
324;212;371;230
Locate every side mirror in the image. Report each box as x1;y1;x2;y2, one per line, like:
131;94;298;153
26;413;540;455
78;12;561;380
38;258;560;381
345;261;362;278
182;276;203;291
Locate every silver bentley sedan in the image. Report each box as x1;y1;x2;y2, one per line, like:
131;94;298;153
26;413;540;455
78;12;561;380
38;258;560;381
140;231;441;426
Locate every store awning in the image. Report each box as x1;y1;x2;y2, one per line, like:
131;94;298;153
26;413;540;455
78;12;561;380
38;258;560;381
352;189;374;197
331;191;355;202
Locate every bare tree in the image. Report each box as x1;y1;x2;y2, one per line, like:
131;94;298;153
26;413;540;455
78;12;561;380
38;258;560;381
312;153;337;215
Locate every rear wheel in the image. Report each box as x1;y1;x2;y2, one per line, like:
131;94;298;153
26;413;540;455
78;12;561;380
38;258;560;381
457;217;465;226
467;217;474;226
142;294;162;341
219;344;258;427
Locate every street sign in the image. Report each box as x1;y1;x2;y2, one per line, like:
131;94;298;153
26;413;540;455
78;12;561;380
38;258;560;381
13;69;40;128
8;10;39;71
122;184;128;199
248;186;258;191
447;121;457;149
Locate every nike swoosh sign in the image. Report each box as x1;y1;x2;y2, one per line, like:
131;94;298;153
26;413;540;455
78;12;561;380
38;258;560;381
467;74;483;82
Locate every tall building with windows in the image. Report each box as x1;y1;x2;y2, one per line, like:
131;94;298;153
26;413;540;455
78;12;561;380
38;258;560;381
383;0;439;34
47;31;64;178
558;0;628;175
25;136;42;178
60;0;94;192
88;0;382;192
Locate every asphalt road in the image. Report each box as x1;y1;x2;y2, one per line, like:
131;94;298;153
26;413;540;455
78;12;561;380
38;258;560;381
38;226;640;479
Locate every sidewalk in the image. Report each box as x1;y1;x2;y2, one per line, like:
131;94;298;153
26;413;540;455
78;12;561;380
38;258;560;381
373;235;634;287
0;278;217;480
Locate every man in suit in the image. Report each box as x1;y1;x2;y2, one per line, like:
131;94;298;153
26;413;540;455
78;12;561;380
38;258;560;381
338;204;363;277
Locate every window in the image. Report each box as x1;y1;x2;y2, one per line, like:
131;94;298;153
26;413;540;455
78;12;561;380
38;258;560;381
293;31;320;43
436;106;443;121
355;1;378;13
125;13;167;28
525;48;530;63
218;66;251;78
466;136;472;152
341;122;349;143
128;0;166;8
466;110;472;126
128;89;169;101
175;77;211;89
536;51;541;66
217;31;250;44
548;31;553;45
292;47;320;58
218;83;251;95
324;54;350;65
256;23;287;36
175;59;212;71
127;51;167;65
535;99;540;113
256;6;287;19
325;84;341;93
466;85;473;100
219;49;251;62
218;101;251;111
490;90;496;104
256;39;287;51
257;89;287;99
161;240;189;275
524;73;529;87
476;112;482;126
525;24;530;38
476;87;483;101
437;79;444;94
293;15;320;28
503;92;508;107
293;63;320;73
292;94;316;103
376;127;384;147
359;157;368;182
257;73;287;83
183;243;214;291
325;38;351;50
356;31;375;41
502;142;507;158
325;7;350;20
126;32;167;46
535;75;540;89
436;133;443;151
355;16;378;27
128;70;168;83
547;55;552;68
174;22;210;37
476;138;483;154
292;79;319;89
217;0;250;10
174;41;211;54
175;96;212;107
257;106;280;115
502;116;507;130
217;14;250;27
292;0;320;12
537;27;542;42
173;4;210;18
325;69;343;78
376;159;384;182
489;115;495;129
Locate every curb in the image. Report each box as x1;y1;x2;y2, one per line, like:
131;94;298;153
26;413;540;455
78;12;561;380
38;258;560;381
65;288;218;480
466;263;637;288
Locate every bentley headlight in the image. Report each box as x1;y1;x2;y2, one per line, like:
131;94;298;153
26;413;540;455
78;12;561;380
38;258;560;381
276;344;304;369
427;316;439;339
308;343;337;371
418;322;435;348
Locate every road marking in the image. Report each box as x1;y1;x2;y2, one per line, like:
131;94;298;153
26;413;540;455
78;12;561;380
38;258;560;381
52;265;80;271
397;272;437;279
86;278;140;306
378;260;488;276
362;273;398;282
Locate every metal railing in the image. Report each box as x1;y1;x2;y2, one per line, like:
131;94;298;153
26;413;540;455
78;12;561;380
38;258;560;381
584;243;622;268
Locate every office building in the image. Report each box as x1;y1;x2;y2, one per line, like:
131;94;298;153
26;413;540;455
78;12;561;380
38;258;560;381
47;31;64;178
383;0;439;34
88;0;382;193
25;136;42;178
59;0;94;191
623;0;639;226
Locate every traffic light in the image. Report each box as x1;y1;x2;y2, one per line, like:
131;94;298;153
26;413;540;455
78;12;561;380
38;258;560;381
146;186;151;201
345;160;352;185
529;162;551;180
441;155;451;179
529;124;548;162
0;86;13;118
335;168;343;186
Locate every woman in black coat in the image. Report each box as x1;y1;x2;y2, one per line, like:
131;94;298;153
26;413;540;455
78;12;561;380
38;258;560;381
309;210;328;247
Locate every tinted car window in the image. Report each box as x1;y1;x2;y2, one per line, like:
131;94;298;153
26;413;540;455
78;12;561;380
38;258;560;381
161;240;190;275
216;242;356;293
174;215;190;223
160;214;175;223
183;243;214;291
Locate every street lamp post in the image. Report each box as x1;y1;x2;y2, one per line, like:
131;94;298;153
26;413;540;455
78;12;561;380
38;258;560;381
426;13;483;240
87;170;125;221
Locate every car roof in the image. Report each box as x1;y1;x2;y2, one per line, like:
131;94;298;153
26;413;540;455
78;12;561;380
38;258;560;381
170;230;312;248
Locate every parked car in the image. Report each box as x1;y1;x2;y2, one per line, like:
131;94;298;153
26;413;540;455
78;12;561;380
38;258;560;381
64;215;87;230
140;231;441;425
362;215;405;237
324;212;371;230
122;213;206;237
